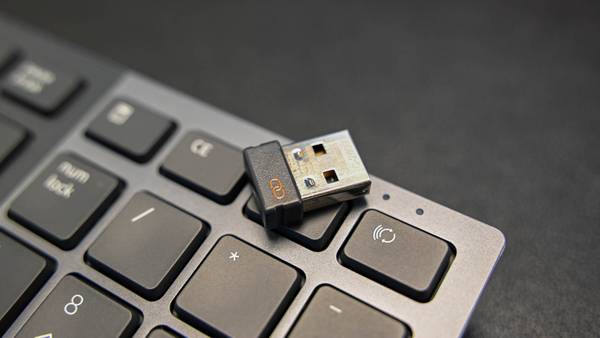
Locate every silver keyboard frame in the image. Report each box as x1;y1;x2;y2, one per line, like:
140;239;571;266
1;72;505;338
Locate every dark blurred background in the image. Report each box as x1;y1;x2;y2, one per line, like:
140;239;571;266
1;1;599;336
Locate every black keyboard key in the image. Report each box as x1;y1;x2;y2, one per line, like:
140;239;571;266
160;131;245;204
86;98;176;163
87;192;208;300
147;327;185;338
15;275;140;338
288;285;410;338
2;59;82;115
174;236;302;338
0;118;27;169
340;210;453;302
0;232;52;333
9;154;123;249
0;43;19;71
244;196;349;251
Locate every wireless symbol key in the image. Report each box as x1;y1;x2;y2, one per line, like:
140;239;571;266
373;224;396;244
243;130;371;229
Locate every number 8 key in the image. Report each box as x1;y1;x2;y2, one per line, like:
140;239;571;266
15;275;140;338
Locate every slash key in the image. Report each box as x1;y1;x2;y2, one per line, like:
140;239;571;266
87;192;208;300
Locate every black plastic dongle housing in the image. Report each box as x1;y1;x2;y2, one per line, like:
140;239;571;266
243;141;303;229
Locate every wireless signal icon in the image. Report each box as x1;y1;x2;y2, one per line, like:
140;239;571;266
372;224;396;244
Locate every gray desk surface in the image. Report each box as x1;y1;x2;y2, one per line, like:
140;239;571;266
1;1;598;337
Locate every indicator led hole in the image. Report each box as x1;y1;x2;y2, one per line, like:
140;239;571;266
416;208;424;215
323;169;339;183
312;143;326;156
382;193;390;200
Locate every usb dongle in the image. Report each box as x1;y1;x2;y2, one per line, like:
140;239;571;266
243;130;371;229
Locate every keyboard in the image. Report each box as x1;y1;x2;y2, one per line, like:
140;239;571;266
0;13;505;338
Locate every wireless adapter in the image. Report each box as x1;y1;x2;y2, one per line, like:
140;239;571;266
243;130;371;229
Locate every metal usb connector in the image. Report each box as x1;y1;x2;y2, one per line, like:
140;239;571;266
243;130;371;229
282;130;371;211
